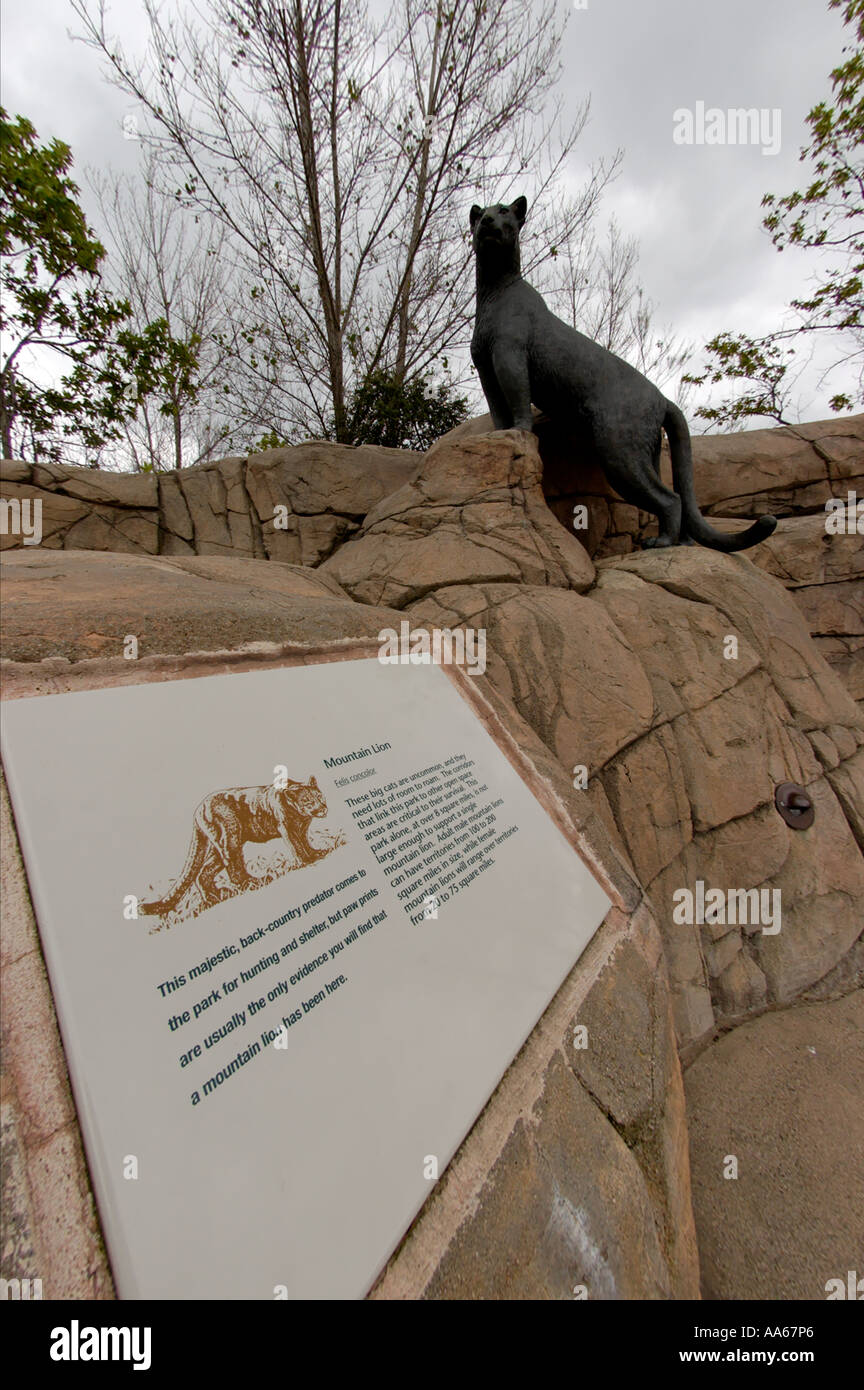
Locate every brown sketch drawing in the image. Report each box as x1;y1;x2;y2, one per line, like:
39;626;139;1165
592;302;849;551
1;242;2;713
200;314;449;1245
139;775;344;929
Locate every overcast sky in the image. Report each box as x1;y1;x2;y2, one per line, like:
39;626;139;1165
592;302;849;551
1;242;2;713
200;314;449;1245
558;0;852;420
1;0;855;425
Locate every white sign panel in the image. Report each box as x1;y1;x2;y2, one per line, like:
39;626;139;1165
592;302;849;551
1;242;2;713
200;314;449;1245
1;658;611;1299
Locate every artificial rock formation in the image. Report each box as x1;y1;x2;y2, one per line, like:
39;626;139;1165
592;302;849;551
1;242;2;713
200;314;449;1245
442;410;864;543
1;418;862;1302
0;443;421;566
2;413;860;701
1;546;699;1301
319;429;596;605
747;514;863;703
685;990;864;1300
438;411;864;703
0;551;399;664
391;445;864;1054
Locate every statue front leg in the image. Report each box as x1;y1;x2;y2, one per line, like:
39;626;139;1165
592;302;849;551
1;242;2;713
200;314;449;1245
490;343;533;431
474;357;513;430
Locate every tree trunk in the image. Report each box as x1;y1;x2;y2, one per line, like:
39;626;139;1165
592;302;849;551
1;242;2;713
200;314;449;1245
0;372;14;458
173;403;182;470
286;0;345;438
393;0;443;382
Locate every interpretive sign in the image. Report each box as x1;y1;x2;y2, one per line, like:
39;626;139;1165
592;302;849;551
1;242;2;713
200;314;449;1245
1;656;612;1298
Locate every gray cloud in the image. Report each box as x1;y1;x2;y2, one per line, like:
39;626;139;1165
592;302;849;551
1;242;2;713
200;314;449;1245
557;0;854;414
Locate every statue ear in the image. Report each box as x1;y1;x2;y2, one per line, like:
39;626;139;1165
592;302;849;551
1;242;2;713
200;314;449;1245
309;775;318;788
469;204;483;230
511;195;527;226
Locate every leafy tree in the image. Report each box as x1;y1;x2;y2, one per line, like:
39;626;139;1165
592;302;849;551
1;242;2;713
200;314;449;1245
0;109;198;463
340;366;468;449
685;0;863;426
250;368;466;451
250;429;293;452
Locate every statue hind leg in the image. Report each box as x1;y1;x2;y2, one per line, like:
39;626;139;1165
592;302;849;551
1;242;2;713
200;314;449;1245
645;428;696;544
596;431;683;547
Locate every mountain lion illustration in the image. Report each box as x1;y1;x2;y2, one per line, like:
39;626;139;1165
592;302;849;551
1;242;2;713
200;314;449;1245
140;776;340;927
469;196;777;551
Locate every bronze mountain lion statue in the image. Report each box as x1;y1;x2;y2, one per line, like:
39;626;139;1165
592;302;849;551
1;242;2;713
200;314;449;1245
470;196;776;551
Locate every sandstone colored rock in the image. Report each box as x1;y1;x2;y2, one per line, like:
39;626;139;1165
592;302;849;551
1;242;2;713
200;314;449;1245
31;461;158;509
320;430;595;607
607;546;859;730
828;747;864;851
593;554;863;1040
748;512;863;589
564;919;700;1295
176;464;236;553
220;455;264;558
62;506;160;555
685;991;864;1300
246;440;419;519
0;774;114;1298
245;441;421;566
0;460;31;484
439;410;863;529
2;418;860;714
436;417;863;706
413;541;864;1052
408;581;651;776
706;513;864;701
591;563;762;722
2;419;863;1303
793;583;863;703
0;484;90;551
660;415;863;518
424;1054;675;1299
0;441;421;567
157;473;194;542
0;550;399;664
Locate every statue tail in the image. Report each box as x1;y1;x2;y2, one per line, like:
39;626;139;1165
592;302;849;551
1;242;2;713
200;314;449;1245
663;401;777;552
